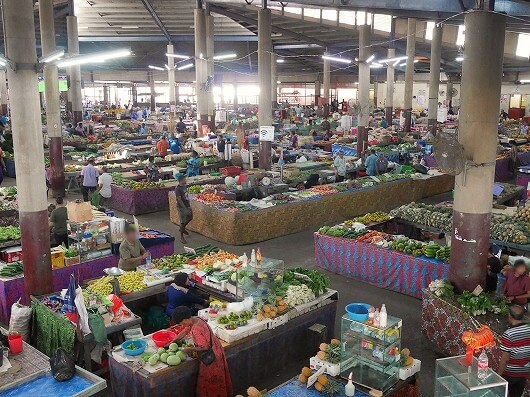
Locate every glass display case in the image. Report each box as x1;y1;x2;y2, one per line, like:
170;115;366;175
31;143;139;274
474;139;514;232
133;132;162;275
231;257;284;299
69;218;111;260
340;313;402;392
435;355;508;397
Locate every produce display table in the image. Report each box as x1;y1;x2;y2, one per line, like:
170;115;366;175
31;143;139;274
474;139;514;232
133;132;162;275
0;238;174;324
269;378;369;397
314;233;449;299
0;327;106;396
108;297;337;397
169;174;455;245
421;289;530;396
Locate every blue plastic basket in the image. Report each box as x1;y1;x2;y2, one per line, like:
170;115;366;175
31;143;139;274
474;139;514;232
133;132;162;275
121;339;147;356
345;303;370;322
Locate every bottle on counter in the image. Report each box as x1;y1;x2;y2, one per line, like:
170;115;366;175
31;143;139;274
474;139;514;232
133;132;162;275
250;249;256;267
345;372;356;396
373;308;380;328
478;350;489;380
380;304;388;328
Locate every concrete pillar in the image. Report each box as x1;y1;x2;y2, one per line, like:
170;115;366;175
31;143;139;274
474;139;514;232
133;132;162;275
67;15;83;124
373;81;378;108
148;71;156;111
323;55;330;115
314;79;321;105
194;8;208;134
167;44;176;133
114;86;119;106
258;7;272;170
428;24;443;136
206;12;215;129
175;84;180;106
446;80;453;109
403;18;416;133
385;48;395;125
4;0;52;297
233;84;238;109
357;24;371;155
449;11;505;292
131;84;138;106
39;0;65;198
0;70;8;115
103;85;110;105
271;53;278;109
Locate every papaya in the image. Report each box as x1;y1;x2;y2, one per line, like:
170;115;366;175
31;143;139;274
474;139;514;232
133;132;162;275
315;382;325;392
301;367;312;377
319;343;328;352
317;375;328;387
330;339;341;346
298;374;308;384
317;351;326;360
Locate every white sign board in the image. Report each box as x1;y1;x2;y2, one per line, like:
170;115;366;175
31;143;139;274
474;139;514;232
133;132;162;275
259;126;274;142
437;107;448;123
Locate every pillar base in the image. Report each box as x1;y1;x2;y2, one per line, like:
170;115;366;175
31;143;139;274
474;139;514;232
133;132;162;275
427;118;437;136
357;126;366;155
259;141;272;170
403;109;412;133
449;211;490;292
198;114;209;137
385;107;393;126
73;110;82;124
49;136;65;198
21;210;52;298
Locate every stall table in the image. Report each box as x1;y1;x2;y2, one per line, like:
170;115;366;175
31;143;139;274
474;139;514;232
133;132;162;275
314;233;448;298
516;170;530;199
422;289;530;396
108;294;337;397
0;236;174;324
169;174;455;245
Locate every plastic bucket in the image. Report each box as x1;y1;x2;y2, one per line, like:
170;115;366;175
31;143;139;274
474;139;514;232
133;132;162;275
8;333;23;354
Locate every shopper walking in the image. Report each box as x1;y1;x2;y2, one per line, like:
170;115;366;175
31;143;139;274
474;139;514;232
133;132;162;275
333;150;347;182
172;306;233;397
97;166;112;208
498;304;530;397
175;174;193;244
80;159;99;202
49;196;68;248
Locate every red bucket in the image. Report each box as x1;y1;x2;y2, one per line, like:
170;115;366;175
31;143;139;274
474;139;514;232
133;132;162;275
8;333;23;354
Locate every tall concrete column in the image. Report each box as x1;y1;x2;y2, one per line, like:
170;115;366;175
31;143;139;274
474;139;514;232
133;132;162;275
167;44;176;133
233;84;238;109
0;70;8;115
175;84;180;106
206;11;215;129
39;0;65;197
131;84;138;106
449;11;505;292
4;0;52;297
67;15;82;124
194;8;208;134
258;7;272;170
357;24;371;155
148;71;156;111
446;79;453;109
403;18;416;133
314;79;321;105
323;55;330;115
428;23;443;136
385;48;395;126
103;85;110;105
271;53;278;109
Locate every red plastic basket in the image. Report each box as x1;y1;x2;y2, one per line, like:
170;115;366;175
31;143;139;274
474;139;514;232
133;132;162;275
221;166;241;177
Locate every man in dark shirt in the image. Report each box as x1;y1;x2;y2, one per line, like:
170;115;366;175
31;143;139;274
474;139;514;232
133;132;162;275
176;118;187;134
486;245;503;292
49;197;69;247
321;117;331;134
217;135;226;161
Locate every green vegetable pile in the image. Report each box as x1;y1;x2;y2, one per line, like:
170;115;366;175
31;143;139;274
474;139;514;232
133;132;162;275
318;225;368;239
458;291;509;316
0;261;23;277
62;245;79;258
0;226;21;242
280;267;329;297
187;185;203;194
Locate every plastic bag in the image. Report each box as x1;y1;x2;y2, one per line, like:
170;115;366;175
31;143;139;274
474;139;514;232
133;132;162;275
9;299;31;342
90;191;101;207
50;348;75;381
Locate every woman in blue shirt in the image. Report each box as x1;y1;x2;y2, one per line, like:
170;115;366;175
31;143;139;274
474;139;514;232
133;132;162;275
186;151;200;177
166;273;207;317
364;149;378;176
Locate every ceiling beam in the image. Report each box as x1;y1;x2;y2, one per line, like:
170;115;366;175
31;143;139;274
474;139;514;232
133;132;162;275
79;35;258;42
208;4;328;48
139;0;172;43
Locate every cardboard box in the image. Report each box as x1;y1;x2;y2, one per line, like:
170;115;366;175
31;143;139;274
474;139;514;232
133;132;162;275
1;246;22;263
64;255;80;267
66;201;93;223
51;246;65;269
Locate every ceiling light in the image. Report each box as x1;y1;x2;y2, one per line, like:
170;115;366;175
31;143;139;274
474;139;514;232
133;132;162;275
148;65;164;71
56;49;131;67
274;44;321;49
213;53;237;60
398;62;406;67
121;26;139;29
414;59;419;63
39;49;65;64
393;60;400;67
166;53;190;59
322;55;352;64
456;56;464;62
369;63;383;68
379;55;407;63
520;79;530;83
276;59;285;63
366;54;375;63
355;57;359;62
199;53;204;59
177;63;194;71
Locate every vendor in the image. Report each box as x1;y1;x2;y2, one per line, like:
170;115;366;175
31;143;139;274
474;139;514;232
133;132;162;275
139;123;147;135
118;223;148;271
502;260;530;306
74;122;85;137
166;273;207;317
333;150;347;182
172;306;233;397
176;117;187;134
375;153;389;175
364;149;378;176
217;135;226;160
169;136;181;154
49;196;68;248
381;118;388;129
186;151;200;177
156;136;169;157
321;117;331;134
289;129;298;148
144;156;161;182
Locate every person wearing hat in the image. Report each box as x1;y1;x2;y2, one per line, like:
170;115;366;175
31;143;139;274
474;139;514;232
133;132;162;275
119;223;149;271
334;150;347;182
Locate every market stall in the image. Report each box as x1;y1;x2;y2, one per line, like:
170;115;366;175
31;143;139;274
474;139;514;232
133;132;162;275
169;173;455;245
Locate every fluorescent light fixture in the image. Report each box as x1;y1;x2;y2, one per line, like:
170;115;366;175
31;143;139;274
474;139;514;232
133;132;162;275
355;57;359;62
274;44;321;49
366;54;375;63
379;55;407;63
322;55;352;64
369;63;383;68
276;59;285;63
393;60;401;67
148;65;164;71
122;26;139;29
455;56;464;62
213;53;237;60
520;79;530;83
398;62;406;67
56;49;131;67
277;81;281;84
166;53;190;59
165;64;171;70
177;63;194;71
39;49;65;64
199;53;204;59
414;59;419;63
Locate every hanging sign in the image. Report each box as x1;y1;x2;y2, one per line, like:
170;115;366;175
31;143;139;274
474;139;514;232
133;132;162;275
259;126;274;142
437;106;448;122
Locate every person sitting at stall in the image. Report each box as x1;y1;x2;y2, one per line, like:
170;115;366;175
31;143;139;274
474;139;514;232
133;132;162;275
131;111;138;121
74;122;85;137
486;245;504;293
186;151;200;177
364;149;378;176
118;223;148;271
49;196;68;248
521;121;529;135
217;134;226;161
334;150;347;182
166;273;207;317
321;117;331;134
304;173;320;189
138;123;147;135
176;117;187;134
169;136;181;154
172;306;233;397
144;156;161;182
289;129;299;148
156;136;169;157
502;260;530;307
381;118;388;129
375;153;389;175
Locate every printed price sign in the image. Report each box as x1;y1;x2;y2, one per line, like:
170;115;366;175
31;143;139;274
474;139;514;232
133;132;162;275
259;126;274;142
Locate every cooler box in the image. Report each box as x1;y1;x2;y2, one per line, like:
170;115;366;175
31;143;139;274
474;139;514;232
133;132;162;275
221;166;241;177
2;246;22;263
51;246;65;269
